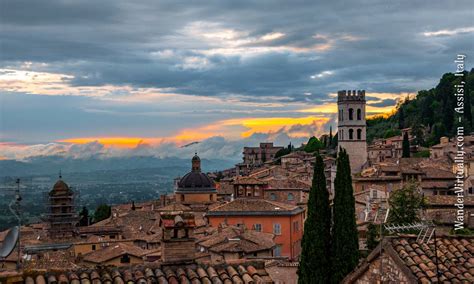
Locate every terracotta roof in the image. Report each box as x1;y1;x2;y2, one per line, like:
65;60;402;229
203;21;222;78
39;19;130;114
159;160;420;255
421;167;456;179
207;199;303;216
421;181;454;189
234;176;268;185
82;243;147;264
91;210;160;240
425;195;474;206
20;262;273;283
392;237;474;282
198;225;275;253
344;236;474;283
156;203;192;212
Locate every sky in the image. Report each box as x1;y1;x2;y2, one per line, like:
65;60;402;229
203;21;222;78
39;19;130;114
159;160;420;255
0;0;473;161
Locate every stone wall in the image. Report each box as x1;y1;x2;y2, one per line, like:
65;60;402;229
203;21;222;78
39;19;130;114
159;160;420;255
354;254;412;284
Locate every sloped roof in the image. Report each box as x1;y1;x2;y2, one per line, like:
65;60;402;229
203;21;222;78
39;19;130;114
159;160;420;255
21;262;274;283
207;199;302;216
82;243;147;264
198;225;275;253
344;236;474;283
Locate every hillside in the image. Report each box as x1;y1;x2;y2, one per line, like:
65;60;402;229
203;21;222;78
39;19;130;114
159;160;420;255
367;69;474;145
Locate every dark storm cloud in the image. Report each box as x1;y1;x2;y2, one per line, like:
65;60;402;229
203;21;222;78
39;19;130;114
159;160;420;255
1;1;473;107
368;99;398;108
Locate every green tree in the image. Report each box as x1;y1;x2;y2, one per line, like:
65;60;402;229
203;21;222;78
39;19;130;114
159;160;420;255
93;204;111;223
304;136;324;153
329;126;333;149
78;206;89;226
366;223;380;251
402;132;410;158
274;143;293;160
398;106;405;129
387;182;425;224
330;149;359;283
298;154;331;283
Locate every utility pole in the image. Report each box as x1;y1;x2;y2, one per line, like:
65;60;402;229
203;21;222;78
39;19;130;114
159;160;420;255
15;178;22;270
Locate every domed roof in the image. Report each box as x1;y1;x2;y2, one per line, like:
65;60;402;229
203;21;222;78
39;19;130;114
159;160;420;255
49;177;73;196
192;153;200;162
176;154;216;193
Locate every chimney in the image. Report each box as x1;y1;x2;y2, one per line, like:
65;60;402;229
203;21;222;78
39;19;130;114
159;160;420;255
160;212;196;264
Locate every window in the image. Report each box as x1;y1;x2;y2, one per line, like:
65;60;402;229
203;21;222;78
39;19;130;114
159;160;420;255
273;245;282;257
254;190;260;197
349;129;354;140
120;254;130;263
287;193;294;201
349;108;354;120
357;129;362;140
91;244;96;251
293;221;299;232
270;193;277;200
273;223;281;235
357;109;362;120
254;224;262;232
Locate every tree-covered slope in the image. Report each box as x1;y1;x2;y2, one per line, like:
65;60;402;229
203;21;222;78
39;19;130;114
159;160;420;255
367;69;474;146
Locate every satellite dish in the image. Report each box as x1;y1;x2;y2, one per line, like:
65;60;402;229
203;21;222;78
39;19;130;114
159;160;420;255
0;226;19;258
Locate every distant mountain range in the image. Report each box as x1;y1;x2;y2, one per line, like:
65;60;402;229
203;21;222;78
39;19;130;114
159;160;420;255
0;155;235;179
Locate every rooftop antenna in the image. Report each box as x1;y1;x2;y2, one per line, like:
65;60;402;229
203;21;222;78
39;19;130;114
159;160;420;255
4;178;22;270
384;221;439;282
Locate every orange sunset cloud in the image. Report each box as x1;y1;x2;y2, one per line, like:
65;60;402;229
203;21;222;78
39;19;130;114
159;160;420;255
57;115;331;148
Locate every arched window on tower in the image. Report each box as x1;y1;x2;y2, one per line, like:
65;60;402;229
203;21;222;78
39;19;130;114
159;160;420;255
349;108;354;120
357;129;362;140
349;129;354;140
357;109;362;120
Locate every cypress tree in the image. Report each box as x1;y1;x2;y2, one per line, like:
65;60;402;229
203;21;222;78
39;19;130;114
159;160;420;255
330;149;359;283
398;107;405;129
402;132;410;158
329;126;333;149
298;154;331;283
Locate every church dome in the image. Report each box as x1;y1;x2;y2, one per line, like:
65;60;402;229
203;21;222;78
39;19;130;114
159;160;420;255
49;176;73;196
176;154;216;192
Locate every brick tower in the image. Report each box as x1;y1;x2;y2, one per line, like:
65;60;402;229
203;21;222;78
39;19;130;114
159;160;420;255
337;90;368;173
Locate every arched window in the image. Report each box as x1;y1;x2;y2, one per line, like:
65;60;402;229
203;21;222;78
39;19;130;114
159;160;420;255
341;130;344;140
357;109;362;120
349;108;354;120
288;193;294;201
349;129;354;140
270;193;277;200
341;110;344;121
357;129;362;140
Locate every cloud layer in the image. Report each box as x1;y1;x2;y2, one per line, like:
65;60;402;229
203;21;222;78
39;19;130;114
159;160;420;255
1;1;472;159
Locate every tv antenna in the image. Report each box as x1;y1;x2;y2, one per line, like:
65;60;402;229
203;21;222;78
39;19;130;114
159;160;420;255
2;178;22;270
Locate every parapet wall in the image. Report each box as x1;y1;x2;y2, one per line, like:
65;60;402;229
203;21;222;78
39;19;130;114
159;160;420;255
338;90;365;102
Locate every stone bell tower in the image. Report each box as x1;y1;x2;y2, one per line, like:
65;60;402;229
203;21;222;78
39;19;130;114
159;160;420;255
337;90;368;173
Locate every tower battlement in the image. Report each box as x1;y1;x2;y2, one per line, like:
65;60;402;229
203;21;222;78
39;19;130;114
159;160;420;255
337;90;365;102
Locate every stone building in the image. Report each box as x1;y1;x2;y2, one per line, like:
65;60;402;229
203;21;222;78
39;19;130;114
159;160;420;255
196;224;275;264
337;90;368;173
236;143;284;175
159;212;196;264
206;199;305;260
343;236;474;283
175;154;217;205
44;175;78;239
